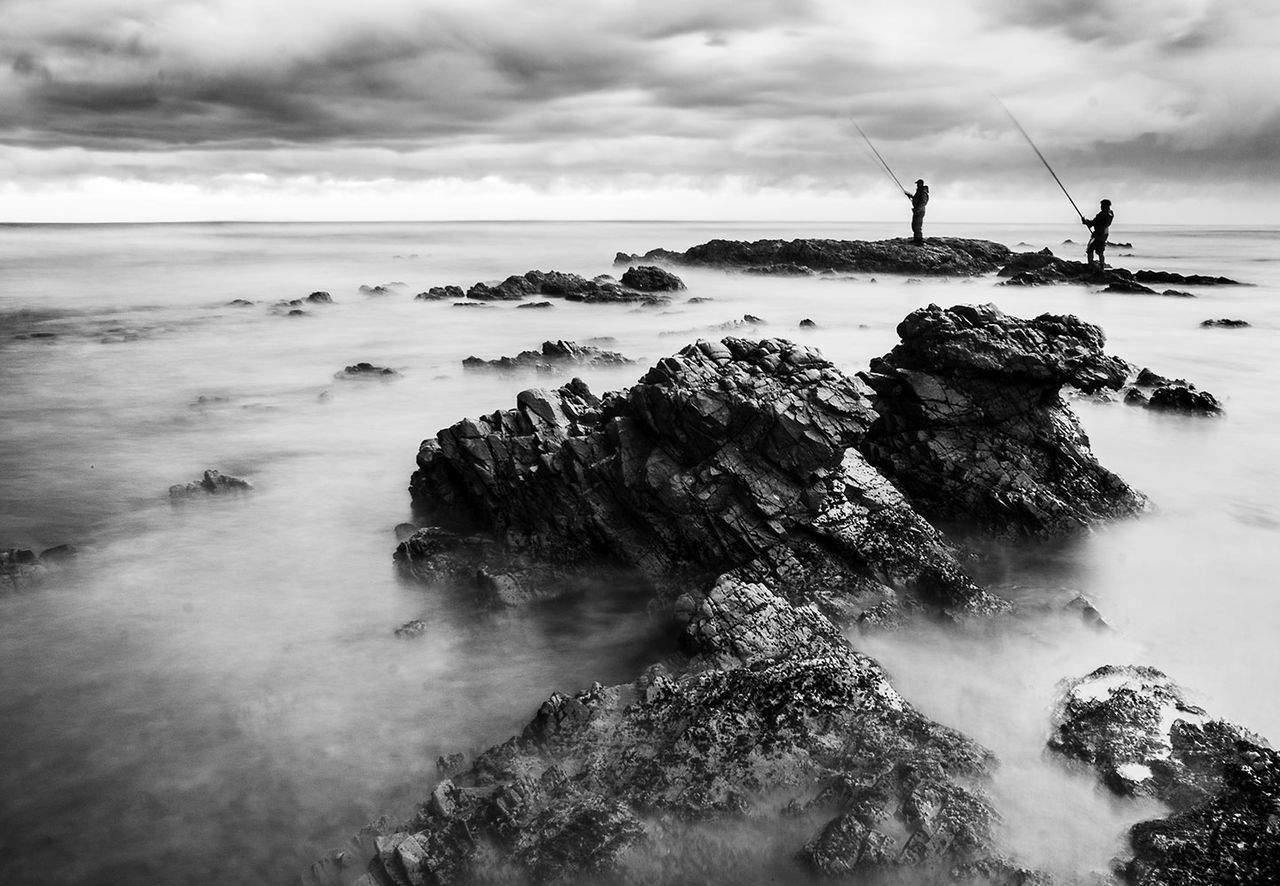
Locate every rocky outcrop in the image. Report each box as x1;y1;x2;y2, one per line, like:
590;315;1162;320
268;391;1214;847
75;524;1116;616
856;303;1145;537
455;270;681;305
323;609;1038;886
614;238;1013;276
461;341;634;374
416;285;464;301
404;336;1008;621
168;469;254;498
1146;385;1223;415
1049;665;1278;885
998;253;1241;289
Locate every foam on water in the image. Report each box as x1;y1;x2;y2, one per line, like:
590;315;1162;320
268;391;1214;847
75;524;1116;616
1;220;1278;884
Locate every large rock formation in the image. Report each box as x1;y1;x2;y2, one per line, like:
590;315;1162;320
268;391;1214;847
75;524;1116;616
1049;665;1278;885
404;335;1007;622
334;306;1149;885
614;238;1013;276
857;303;1145;537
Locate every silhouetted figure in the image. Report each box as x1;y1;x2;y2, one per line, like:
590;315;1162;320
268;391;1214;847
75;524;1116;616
907;179;928;245
1083;199;1113;268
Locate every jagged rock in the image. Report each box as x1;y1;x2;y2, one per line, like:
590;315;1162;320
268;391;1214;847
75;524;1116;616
1146;385;1223;415
619;266;685;292
856;303;1145;537
168;469;254;498
405;337;1008;620
306;291;333;304
1200;318;1250;328
1103;280;1158;294
348;643;1020;886
336;362;400;380
461;341;634;374
1049;665;1279;885
416;286;464;301
615;238;1013;276
798;318;817;328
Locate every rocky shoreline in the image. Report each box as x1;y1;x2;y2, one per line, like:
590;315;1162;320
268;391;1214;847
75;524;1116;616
304;295;1275;886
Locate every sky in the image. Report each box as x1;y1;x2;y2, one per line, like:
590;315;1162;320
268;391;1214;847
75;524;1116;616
1;0;1277;223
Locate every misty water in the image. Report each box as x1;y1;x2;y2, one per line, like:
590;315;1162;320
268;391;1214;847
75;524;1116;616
1;220;1277;885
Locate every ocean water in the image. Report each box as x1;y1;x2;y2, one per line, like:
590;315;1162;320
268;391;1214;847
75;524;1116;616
0;220;1277;884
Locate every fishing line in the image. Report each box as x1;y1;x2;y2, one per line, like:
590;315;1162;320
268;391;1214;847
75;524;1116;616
995;98;1086;222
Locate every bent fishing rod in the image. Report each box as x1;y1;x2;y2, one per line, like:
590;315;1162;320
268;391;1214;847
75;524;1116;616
996;99;1086;222
851;119;910;196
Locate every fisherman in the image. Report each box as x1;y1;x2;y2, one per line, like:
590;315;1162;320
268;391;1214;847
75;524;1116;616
1083;199;1113;268
906;179;929;245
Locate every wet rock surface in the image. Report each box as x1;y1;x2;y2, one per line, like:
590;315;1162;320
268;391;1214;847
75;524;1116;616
1049;665;1279;885
614;237;1014;276
168;468;254;498
1200;318;1250;328
462;340;635;374
336;362;400;380
856;303;1146;537
1145;385;1223;416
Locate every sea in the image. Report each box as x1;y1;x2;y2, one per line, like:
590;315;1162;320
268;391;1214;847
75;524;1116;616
1;220;1277;885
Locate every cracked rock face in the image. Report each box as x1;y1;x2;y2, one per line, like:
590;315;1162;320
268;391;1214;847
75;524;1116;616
405;336;1007;620
857;303;1145;537
1048;665;1279;885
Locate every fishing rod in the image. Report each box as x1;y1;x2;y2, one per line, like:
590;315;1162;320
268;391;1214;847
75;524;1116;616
996;99;1086;222
851;119;910;196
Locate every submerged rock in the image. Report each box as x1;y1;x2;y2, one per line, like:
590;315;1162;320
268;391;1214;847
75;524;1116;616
1049;665;1278;884
461;340;634;374
615;237;1013;276
856;303;1145;536
169;469;254;498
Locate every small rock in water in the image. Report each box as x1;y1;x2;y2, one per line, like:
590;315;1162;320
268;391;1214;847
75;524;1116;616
305;291;333;304
416;286;464;301
169;469;254;498
798;318;817;328
1200;318;1250;328
619;265;686;292
394;619;429;639
335;362;400;380
516;301;553;309
228;298;255;307
1146;384;1223;415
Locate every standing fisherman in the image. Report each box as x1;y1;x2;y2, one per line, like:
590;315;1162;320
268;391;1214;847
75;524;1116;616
1083;199;1113;268
907;179;929;245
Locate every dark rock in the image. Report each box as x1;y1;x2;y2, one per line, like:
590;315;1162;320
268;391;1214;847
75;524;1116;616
306;291;333;304
359;284;396;296
1135;368;1177;388
798;318;817;328
1111;241;1133;249
416;286;465;301
619;265;686;291
686;297;714;304
228;298;255;307
742;262;814;276
452;269;681;306
336;362;400;380
742;314;764;324
1160;289;1195;298
1103;280;1158;294
1134;270;1240;286
394;619;429;639
1124;388;1148;406
1200;318;1250;328
517;301;553;309
1;548;47;593
461;340;634;374
857;303;1145;537
169;469;254;498
1049;665;1279;885
287;309;306;316
38;544;79;565
615;238;1013;276
1146;384;1223;415
406;337;1011;620
452;302;489;308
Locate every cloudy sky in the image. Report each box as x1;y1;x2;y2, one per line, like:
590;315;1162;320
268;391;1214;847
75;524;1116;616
1;0;1277;223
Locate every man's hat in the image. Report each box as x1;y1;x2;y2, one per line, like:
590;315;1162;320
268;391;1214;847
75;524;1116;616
1101;198;1111;205
916;179;925;184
